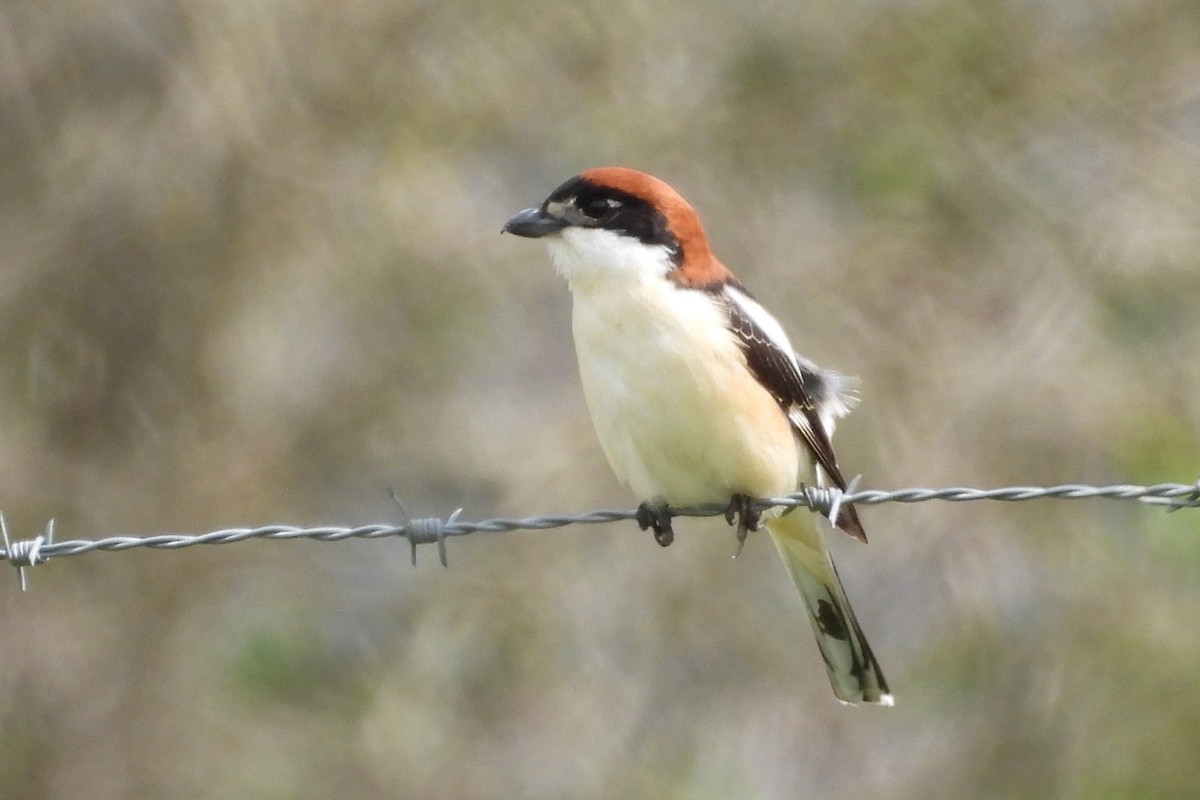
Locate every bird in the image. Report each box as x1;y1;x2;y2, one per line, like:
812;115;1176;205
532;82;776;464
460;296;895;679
503;167;891;705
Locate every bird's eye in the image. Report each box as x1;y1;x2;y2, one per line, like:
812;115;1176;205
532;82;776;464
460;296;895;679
580;196;621;218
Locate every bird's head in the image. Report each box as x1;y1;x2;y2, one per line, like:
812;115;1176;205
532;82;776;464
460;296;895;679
504;167;728;289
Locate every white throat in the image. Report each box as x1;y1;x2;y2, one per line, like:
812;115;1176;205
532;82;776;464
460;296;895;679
545;228;675;292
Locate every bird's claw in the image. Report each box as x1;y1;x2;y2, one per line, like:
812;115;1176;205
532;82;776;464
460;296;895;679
724;494;761;558
636;501;674;547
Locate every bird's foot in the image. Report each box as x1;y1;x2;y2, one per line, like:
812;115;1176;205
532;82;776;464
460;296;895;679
724;494;762;558
636;501;674;547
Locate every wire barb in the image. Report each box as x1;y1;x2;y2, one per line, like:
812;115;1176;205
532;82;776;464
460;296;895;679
390;490;458;567
801;474;863;528
1;516;54;592
408;509;460;568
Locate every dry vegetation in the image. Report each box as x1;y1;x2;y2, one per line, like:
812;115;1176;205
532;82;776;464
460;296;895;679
2;1;1199;798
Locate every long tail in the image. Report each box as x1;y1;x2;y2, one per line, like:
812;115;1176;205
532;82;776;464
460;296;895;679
765;511;892;705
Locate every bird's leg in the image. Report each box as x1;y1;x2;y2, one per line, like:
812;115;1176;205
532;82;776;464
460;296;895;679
724;494;762;558
636;501;674;547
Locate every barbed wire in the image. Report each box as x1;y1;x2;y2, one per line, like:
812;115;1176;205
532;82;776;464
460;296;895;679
1;480;1197;591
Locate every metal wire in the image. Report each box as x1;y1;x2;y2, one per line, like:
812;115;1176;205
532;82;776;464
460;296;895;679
1;481;1197;590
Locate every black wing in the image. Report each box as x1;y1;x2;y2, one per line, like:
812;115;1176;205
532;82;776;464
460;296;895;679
718;286;867;541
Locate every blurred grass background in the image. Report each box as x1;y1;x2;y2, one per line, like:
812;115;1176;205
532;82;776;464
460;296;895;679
2;1;1199;797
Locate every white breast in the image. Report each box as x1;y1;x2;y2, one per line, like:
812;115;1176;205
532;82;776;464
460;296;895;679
565;273;802;506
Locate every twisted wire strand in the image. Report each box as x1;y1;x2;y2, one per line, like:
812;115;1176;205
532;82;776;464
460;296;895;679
1;481;1196;585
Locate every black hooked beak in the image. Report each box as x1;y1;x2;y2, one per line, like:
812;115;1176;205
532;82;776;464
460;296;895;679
503;207;568;238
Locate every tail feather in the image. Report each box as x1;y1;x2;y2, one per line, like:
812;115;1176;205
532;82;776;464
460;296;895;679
766;511;892;706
